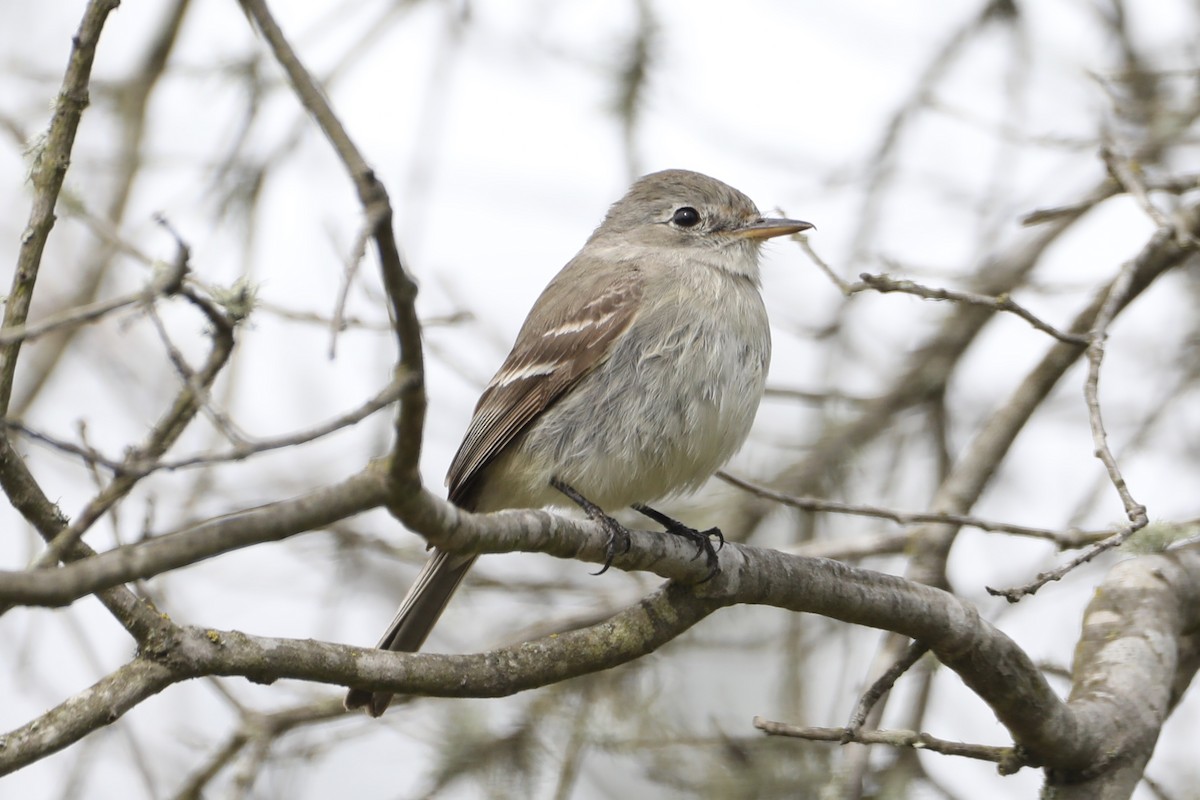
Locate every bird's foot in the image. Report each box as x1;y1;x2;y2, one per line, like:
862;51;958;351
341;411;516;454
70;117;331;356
551;477;633;575
632;503;722;582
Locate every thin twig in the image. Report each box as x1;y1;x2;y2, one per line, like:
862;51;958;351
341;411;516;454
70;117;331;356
987;214;1200;601
0;253;187;345
795;235;853;293
1081;226;1151;523
718;471;1108;549
753;717;1030;774
6;372;410;475
147;301;246;447
9;0;192;418
1101;144;1173;233
258;302;468;332
854;272;1088;345
843;641;931;737
986;528;1136;602
34;273;237;567
1023;172;1200;226
326;205;380;359
169;697;348;800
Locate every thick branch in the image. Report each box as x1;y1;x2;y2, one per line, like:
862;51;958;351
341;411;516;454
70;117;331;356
1048;546;1200;794
0;657;177;775
0;581;719;775
4;511;1198;783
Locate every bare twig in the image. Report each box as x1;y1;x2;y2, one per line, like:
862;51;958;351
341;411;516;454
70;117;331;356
1101;145;1174;233
753;717;1030;774
169;698;349;800
238;0;426;489
0;468;389;609
326;204;379;359
843;640;931;738
988;218;1160;601
743;179;1116;554
0;251;187;345
985;212;1200;601
0;0;121;414
987;529;1136;603
34;268;237;567
1083;250;1153;526
794;232;852;292
0;0;169;645
718;471;1108;549
146;299;245;446
763;384;869;406
855;271;1088;345
9;0;193;417
6;372;411;474
259;302;469;332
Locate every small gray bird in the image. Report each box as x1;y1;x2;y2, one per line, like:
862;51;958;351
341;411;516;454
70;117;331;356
345;169;811;715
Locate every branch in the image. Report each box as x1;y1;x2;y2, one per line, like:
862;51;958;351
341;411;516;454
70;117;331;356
718;471;1110;549
855;270;1089;345
5;512;1198;782
0;656;177;774
169;697;349;800
1046;546;1200;793
760;178;1115;530
1082;228;1151;523
747;546;1200;788
6;371;413;475
0;580;720;775
0;247;187;346
0;473;744;609
9;0;192;417
984;212;1199;601
237;0;426;490
0;0;121;413
36;275;237;566
0;433;167;641
753;717;1028;773
0;467;390;608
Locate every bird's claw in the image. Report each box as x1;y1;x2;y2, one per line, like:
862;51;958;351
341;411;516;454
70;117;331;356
631;503;722;582
669;524;722;583
592;518;633;575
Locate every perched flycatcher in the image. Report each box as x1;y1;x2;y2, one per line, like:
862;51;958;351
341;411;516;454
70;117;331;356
346;169;812;715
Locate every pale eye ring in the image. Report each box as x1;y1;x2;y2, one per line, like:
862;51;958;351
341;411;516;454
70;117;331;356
671;206;701;227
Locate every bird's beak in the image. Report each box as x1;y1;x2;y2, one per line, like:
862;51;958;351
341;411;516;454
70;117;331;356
732;217;815;240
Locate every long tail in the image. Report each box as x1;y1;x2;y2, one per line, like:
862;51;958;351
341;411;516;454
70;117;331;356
344;548;478;716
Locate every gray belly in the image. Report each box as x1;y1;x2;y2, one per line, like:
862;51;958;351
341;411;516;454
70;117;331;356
492;308;769;510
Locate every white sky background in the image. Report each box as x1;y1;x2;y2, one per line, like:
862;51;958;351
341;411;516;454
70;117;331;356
1;1;1199;798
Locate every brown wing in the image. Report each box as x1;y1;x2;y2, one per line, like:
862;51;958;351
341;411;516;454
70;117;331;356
446;267;643;507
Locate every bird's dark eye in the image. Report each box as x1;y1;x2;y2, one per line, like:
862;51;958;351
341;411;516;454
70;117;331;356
671;206;701;227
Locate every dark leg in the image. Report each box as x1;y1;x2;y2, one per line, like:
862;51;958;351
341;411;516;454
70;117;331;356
632;503;723;581
551;477;632;575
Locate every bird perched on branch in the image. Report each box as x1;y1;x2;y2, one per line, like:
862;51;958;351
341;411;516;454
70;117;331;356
346;169;812;716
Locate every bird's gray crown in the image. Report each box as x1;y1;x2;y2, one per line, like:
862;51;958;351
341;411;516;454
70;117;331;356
589;169;764;245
